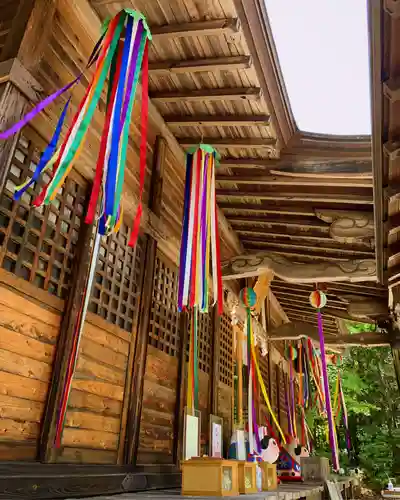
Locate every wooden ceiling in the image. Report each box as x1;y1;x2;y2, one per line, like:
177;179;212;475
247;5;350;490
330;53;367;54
3;0;392;337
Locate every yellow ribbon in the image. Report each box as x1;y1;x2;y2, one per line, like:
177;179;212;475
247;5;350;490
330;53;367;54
249;318;286;444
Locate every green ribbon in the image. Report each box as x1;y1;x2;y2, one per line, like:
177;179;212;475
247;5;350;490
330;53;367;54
45;13;126;203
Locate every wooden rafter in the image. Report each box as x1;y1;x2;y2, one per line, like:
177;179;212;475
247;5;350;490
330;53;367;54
233;227;334;242
165;114;271;127
216;175;372;188
149;55;252;74
271;280;387;298
179;137;276;149
226;214;328;229
150;87;262;103
243;241;374;260
151;17;241;38
219;157;279;168
217;190;373;205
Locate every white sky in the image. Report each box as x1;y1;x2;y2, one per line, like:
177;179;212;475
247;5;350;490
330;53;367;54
265;0;371;135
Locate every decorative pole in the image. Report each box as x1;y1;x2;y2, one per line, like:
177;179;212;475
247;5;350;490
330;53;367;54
310;289;340;471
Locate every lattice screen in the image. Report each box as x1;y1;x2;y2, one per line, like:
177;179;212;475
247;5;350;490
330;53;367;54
148;250;180;357
186;310;213;374
218;311;233;386
88;225;145;332
0;130;86;299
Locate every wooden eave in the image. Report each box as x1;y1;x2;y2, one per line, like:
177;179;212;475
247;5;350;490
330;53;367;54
369;0;400;288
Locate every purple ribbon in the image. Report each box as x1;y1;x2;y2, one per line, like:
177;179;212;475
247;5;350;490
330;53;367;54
317;310;339;470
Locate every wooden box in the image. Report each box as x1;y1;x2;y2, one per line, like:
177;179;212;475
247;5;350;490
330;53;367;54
237;461;258;494
182;457;239;496
301;457;330;482
260;462;277;491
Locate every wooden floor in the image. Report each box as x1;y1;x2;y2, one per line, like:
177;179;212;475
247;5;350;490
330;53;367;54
66;484;324;500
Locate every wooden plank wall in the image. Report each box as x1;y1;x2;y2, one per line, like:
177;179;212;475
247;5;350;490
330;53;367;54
0;274;61;461
136;250;180;465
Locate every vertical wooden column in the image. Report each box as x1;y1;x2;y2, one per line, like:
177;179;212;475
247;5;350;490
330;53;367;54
174;311;189;464
126;135;166;465
39;199;95;462
209;308;221;415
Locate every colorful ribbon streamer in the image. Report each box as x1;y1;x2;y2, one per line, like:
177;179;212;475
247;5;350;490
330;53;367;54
178;145;223;315
317;309;340;471
1;9;152;244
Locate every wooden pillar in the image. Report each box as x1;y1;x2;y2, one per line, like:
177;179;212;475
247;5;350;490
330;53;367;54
0;0;56;194
174;311;189;464
210;308;221;415
39;198;95;462
125;135;166;465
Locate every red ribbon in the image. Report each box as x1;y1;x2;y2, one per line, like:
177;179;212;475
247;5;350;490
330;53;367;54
129;39;149;247
85;40;124;225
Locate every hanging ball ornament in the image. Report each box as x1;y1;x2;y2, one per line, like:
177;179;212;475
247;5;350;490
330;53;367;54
309;290;327;309
286;345;297;360
239;287;257;309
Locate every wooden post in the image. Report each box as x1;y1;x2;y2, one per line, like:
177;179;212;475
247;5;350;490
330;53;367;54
210;307;221;415
125;136;166;465
236;325;244;426
174;310;189;465
39;196;95;462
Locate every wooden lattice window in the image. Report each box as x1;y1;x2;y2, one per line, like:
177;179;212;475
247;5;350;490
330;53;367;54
0;130;86;299
186;311;213;373
218;312;233;386
148;251;180;357
88;225;145;332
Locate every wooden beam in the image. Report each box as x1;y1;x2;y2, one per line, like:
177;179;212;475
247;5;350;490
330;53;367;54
149;55;252;74
219;201;373;216
126;137;166;465
383;77;400;102
40;195;94;462
217;190;373;205
243;241;373;260
165;114;271;127
271;279;387;298
216;175;372;188
150;87;262;103
233;227;333;242
179;137;276;149
219;157;279;168
226;214;328;230
221;252;377;282
241;235;373;255
151;18;241;38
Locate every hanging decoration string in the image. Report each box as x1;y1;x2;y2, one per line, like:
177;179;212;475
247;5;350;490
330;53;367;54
240;288;286;445
1;9;152;244
178;145;223;315
310;289;340;471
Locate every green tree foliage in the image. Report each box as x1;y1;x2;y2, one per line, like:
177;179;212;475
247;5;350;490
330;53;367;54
307;347;400;490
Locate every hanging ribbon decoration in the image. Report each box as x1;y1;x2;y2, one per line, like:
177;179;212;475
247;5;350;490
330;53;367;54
287;345;298;440
1;9;151;244
310;289;340;471
178;145;223;316
240;288;286;446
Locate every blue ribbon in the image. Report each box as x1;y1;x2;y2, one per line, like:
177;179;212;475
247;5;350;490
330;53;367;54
14;98;71;201
178;153;193;311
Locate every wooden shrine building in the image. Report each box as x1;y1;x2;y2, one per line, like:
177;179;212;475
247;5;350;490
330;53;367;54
0;0;398;498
